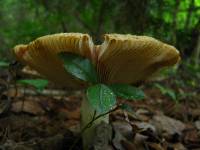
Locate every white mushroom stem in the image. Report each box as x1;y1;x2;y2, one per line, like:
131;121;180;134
81;95;109;149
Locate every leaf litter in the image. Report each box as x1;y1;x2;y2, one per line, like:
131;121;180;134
0;70;200;150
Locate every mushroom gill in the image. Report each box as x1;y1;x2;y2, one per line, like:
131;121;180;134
13;33;180;87
97;34;180;84
13;33;93;88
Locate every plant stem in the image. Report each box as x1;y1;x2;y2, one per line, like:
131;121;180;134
80;95;109;150
69;103;119;150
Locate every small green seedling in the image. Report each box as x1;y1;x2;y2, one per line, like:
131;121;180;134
17;79;48;92
59;52;145;149
154;83;177;102
0;61;9;68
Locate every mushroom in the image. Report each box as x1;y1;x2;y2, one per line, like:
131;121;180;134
13;33;180;149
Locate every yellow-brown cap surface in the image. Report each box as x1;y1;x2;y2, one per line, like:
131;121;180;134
13;33;180;88
97;34;180;84
13;33;93;88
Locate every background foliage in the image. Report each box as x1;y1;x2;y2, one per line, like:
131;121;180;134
0;0;200;76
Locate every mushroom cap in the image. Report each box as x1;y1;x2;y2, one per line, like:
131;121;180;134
13;33;180;88
13;33;94;89
96;34;180;83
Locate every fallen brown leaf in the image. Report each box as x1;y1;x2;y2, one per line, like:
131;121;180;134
11;100;45;115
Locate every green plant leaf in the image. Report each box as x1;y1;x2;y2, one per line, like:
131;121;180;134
154;83;177;101
0;61;9;68
120;103;133;112
109;84;145;100
86;84;116;113
17;79;48;92
58;52;98;83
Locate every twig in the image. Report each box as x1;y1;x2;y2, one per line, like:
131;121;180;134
7;87;75;97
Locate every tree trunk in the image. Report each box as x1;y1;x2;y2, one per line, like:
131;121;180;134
194;33;200;68
184;0;194;30
172;0;180;45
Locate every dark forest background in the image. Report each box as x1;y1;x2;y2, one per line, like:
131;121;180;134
0;0;200;66
0;0;200;99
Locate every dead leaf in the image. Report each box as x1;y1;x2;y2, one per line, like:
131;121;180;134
190;109;200;119
135;122;156;134
183;128;200;149
125;133;147;150
112;121;133;139
11;100;45;115
58;107;80;120
173;143;187;150
150;114;185;139
147;143;164;150
195;120;200;131
121;139;144;150
112;129;127;150
6;87;23;97
135;109;153;121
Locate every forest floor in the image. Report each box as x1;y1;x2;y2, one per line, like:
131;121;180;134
0;67;200;150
